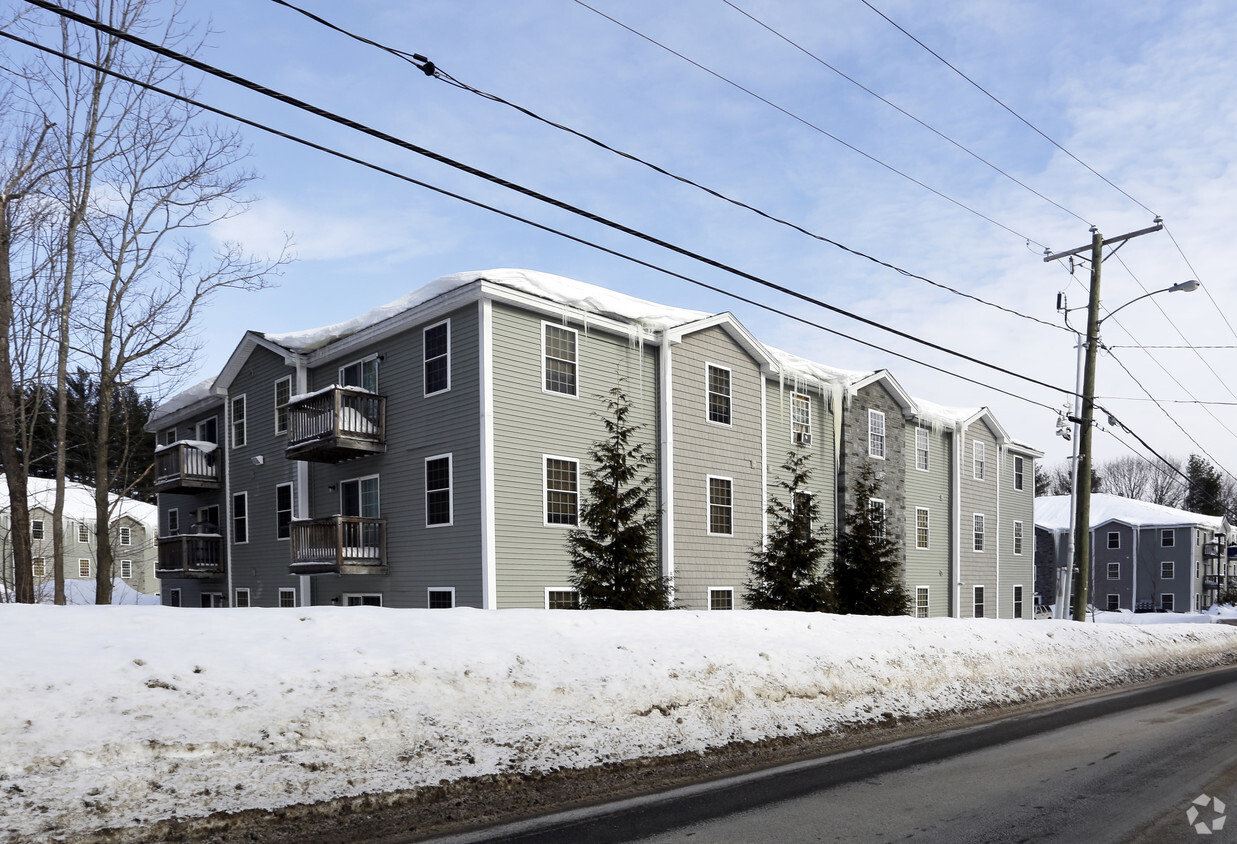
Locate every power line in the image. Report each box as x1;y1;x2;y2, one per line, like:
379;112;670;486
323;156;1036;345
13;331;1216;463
1163;221;1237;343
0;23;1062;417
569;0;1047;248
13;0;1077;402
261;0;1068;334
19;2;1232;506
720;0;1093;228
858;0;1158;219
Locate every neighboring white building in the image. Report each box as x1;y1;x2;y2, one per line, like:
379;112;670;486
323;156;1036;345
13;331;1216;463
0;476;159;602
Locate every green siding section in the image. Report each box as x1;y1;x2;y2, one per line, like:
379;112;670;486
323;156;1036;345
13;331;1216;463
490;302;659;609
903;424;952;617
671;326;764;609
1002;449;1035;618
958;420;999;618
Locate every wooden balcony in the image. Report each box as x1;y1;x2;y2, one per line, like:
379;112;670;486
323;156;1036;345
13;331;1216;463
154;442;220;494
156;533;224;579
289;516;386;575
285;386;386;463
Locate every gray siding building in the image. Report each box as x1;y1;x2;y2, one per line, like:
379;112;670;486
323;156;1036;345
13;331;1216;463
148;269;1040;614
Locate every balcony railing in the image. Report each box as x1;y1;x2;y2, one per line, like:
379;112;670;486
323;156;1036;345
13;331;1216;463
285;386;386;463
156;533;224;579
289;516;386;575
153;442;220;494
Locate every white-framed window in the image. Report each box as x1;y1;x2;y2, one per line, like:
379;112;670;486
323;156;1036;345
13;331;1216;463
162;427;177;446
791;393;811;445
544;457;579;526
915;427;929;471
1013;520;1023;555
120;559;133;579
1014;456;1025;490
1161;561;1175;579
428;588;456;609
915;586;929;618
709;588;734;610
204;592;226;608
973;514;985;552
279;588;296;608
340;475;380;520
1161;529;1175;547
32;558;46;577
276;483;294;540
1013;585;1024;618
77;523;89;543
31;519;44;541
543;323;578;396
973;585;986;618
234;588;251;608
1108;562;1120;580
168;588;181;608
545;588;579;609
274;376;291;434
1161;593;1174;611
344;594;383;607
196;416;218;444
339;356;379;392
869;498;886;540
868;409;885;458
915;507;929;550
707;364;732;425
118;526;131;546
1107;594;1120;611
78;558;90;578
1107;531;1120;549
426;454;453;527
973;441;986;480
230;395;247;447
708;476;734;536
424;319;450;395
232;492;248;544
167;508;180;536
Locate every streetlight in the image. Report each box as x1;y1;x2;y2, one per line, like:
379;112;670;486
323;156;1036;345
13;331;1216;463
1055;269;1199;621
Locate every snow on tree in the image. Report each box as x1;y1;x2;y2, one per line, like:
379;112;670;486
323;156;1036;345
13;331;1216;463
568;382;671;610
744;451;831;611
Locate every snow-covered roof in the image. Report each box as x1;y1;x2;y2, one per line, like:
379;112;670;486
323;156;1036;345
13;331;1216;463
765;345;871;388
911;396;981;429
263;269;711;354
0;477;157;532
147;377;219;428
1035;494;1225;533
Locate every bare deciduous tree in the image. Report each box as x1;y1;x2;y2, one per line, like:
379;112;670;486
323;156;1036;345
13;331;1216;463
7;0;289;603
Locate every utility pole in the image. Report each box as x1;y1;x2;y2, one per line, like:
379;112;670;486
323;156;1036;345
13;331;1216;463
1044;220;1162;621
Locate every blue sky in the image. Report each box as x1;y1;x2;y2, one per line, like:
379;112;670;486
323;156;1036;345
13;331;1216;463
30;0;1237;479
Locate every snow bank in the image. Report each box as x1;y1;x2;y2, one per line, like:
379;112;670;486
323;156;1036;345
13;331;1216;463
2;607;1235;840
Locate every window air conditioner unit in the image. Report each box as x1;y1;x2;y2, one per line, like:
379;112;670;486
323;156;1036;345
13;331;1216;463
794;431;812;446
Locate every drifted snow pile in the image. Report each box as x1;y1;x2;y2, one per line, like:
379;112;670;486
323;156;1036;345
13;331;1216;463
2;606;1235;840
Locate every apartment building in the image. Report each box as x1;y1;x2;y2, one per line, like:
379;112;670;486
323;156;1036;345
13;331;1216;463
148;269;1039;615
1036;493;1235;613
0;476;159;600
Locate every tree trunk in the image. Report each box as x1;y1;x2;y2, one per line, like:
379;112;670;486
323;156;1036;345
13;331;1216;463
0;204;35;603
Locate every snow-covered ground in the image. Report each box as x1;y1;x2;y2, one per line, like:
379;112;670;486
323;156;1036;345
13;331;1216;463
3;606;1237;841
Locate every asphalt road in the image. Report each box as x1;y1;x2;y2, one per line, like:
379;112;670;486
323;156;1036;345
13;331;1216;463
445;665;1237;843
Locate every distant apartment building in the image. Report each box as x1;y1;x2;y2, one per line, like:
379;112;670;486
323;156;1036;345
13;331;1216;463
0;477;159;601
1035;493;1235;612
148;269;1039;615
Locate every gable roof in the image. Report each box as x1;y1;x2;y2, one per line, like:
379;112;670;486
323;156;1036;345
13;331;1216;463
1035;493;1226;533
1;477;157;532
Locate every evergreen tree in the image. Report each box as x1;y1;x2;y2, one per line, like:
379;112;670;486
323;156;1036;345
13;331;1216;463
832;465;909;615
568;383;671;610
1184;454;1224;516
745;451;831;611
